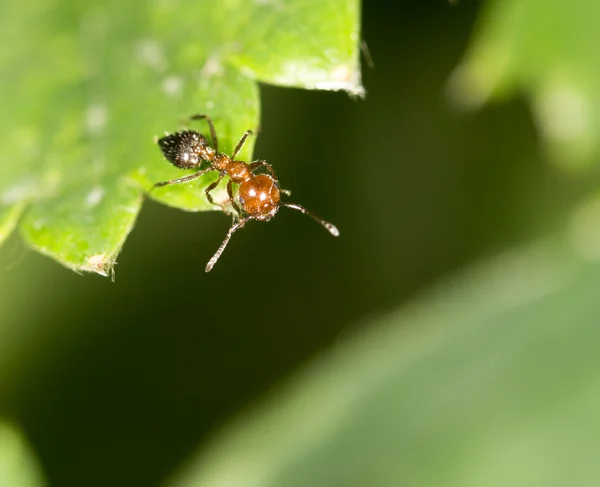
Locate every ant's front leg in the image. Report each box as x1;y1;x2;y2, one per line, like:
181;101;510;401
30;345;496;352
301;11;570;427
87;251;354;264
227;179;243;219
232;130;253;159
249;160;291;196
190;114;218;152
151;167;213;191
249;160;278;179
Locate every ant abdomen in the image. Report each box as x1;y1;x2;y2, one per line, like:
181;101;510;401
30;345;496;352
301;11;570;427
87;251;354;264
239;174;281;221
158;130;206;169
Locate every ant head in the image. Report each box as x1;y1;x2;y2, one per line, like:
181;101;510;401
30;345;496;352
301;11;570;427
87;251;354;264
238;174;281;221
158;130;206;169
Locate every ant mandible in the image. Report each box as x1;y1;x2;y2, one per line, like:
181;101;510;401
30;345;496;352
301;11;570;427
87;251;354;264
152;114;339;272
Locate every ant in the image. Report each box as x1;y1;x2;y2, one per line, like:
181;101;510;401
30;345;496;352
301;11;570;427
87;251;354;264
152;114;339;272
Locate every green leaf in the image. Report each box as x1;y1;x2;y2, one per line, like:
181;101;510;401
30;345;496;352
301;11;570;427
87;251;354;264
0;421;47;487
165;234;600;487
1;0;362;276
0;203;25;246
449;0;600;167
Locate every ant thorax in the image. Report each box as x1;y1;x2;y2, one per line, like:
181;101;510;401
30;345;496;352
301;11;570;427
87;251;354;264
210;153;233;172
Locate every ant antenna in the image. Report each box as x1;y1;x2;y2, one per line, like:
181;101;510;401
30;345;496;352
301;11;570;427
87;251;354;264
281;203;340;236
205;216;252;272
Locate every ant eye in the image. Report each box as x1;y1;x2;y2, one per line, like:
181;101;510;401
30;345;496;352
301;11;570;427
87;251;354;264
239;195;245;205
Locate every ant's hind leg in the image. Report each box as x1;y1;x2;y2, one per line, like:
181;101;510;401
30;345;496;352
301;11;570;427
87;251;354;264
232;130;253;159
190;114;218;152
227;180;243;219
151;168;213;191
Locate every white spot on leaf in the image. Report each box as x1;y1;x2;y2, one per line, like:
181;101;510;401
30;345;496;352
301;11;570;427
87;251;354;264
85;104;108;135
162;76;183;96
200;56;224;78
535;83;590;141
1;179;38;204
32;219;45;230
85;186;105;208
135;39;168;72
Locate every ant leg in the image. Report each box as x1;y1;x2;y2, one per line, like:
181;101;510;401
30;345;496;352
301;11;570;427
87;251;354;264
151;168;213;191
249;160;290;195
205;216;253;272
226;179;242;219
190;114;218;152
232;130;253;159
249;160;278;179
205;172;226;210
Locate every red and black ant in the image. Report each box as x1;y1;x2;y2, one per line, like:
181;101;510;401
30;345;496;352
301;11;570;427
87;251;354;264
152;114;339;272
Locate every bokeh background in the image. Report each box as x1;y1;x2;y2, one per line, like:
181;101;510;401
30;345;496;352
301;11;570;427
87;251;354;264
2;1;599;486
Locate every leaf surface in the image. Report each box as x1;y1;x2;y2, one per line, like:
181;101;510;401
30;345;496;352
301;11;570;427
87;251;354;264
451;0;600;167
0;0;362;275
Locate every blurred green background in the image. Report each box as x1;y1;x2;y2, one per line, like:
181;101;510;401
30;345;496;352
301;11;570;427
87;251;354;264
2;0;600;486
